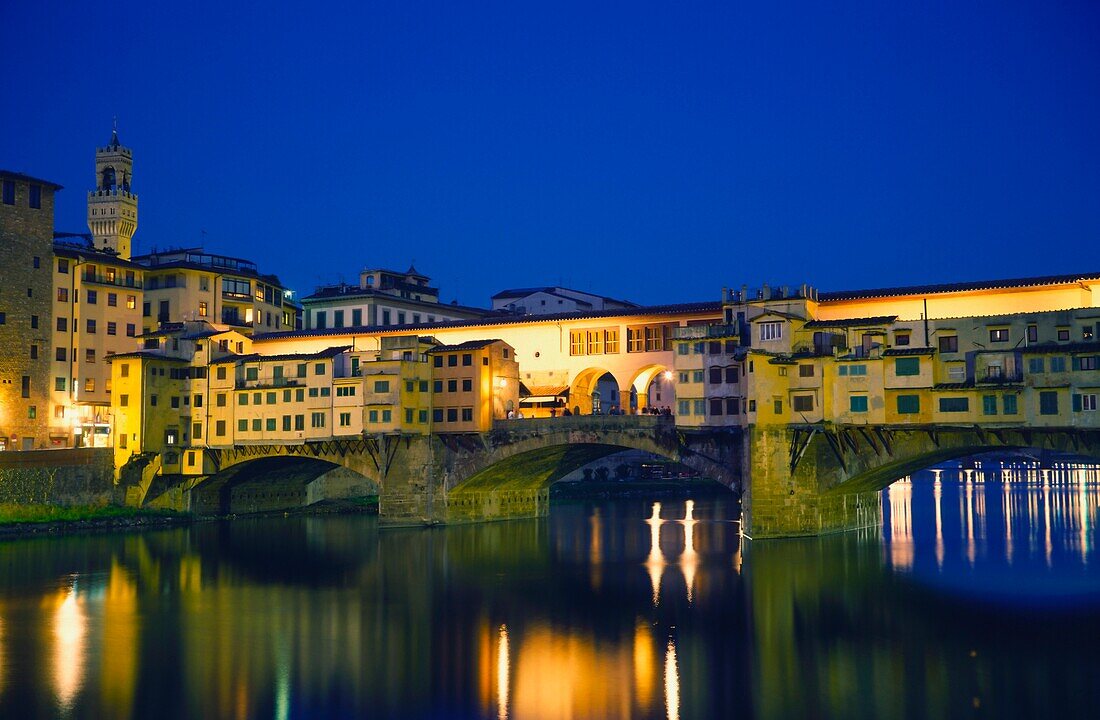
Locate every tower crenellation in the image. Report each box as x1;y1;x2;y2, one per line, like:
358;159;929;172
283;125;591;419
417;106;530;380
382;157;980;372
87;123;138;259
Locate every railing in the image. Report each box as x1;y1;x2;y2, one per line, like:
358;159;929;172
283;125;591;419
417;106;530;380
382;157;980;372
672;324;739;341
82;272;142;289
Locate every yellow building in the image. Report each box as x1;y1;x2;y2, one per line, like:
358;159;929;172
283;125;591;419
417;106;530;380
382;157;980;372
427;340;519;431
50;237;144;447
133;248;299;335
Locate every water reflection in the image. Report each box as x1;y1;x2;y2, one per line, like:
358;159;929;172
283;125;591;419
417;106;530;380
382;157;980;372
0;469;1096;718
882;461;1100;601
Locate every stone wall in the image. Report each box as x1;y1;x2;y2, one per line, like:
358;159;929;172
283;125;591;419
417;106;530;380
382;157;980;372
0;175;56;450
0;448;118;506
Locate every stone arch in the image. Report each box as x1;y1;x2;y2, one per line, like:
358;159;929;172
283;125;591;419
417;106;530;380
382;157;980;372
628;363;673;413
190;454;381;515
569;366;621;415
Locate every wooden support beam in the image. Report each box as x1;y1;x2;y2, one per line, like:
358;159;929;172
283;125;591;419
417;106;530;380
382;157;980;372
822;430;848;472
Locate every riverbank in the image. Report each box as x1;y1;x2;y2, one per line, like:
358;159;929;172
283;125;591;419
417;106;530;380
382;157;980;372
0;496;381;540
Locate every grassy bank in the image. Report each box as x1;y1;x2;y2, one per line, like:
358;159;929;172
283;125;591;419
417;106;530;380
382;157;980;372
0;504;184;526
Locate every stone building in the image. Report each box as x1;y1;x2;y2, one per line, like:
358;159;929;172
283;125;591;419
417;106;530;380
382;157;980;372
0;170;61;450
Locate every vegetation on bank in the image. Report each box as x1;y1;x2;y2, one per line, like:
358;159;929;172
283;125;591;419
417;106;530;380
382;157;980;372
0;504;185;526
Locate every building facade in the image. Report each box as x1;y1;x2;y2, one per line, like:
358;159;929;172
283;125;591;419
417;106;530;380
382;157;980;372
302;265;491;330
0;171;60;450
491;286;637;316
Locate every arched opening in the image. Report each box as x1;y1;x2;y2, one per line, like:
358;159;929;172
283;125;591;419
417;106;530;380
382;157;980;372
628;364;674;414
191;455;380;515
569;368;622;415
101;165;116;191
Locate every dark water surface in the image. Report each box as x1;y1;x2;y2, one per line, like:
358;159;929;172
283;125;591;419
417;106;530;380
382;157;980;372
1;464;1099;719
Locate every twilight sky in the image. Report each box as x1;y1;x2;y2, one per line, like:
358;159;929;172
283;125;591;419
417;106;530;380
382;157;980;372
2;1;1099;307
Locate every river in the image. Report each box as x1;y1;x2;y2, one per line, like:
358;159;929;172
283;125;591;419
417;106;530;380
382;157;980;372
0;460;1098;719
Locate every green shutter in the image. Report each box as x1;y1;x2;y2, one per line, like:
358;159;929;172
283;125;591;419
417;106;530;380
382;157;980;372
895;357;920;376
1073;394;1083;412
1072;356;1081;371
897;395;920;414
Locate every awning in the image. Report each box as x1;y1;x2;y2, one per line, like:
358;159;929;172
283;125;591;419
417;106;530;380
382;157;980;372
521;395;562;404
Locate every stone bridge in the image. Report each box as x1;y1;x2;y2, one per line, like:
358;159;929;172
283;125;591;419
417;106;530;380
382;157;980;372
164;416;742;525
745;423;1100;537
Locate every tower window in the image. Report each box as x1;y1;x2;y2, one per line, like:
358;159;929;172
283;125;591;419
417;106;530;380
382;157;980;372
102;166;116;191
29;184;41;209
2;180;13;205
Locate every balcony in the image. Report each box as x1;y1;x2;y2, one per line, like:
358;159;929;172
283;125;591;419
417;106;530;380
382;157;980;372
672;324;739;341
82;272;142;289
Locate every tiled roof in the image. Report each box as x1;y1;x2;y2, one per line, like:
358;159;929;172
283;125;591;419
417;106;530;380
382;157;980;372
427;339;502;353
522;385;569;397
209;345;352;365
803;315;898;328
105;351;188;362
883;347;936;356
1020;341;1100;355
933;382;975;390
821;273;1100;302
252;301;722;343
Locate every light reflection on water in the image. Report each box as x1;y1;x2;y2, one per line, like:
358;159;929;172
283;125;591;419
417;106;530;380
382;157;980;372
883;462;1100;600
0;466;1097;718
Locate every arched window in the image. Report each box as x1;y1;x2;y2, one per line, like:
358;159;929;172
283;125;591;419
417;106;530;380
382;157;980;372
102;166;116;191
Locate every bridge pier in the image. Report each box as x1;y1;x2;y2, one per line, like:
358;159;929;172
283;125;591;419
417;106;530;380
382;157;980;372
742;426;882;539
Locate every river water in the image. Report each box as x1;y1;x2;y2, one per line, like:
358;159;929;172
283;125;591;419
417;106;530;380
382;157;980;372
1;462;1099;719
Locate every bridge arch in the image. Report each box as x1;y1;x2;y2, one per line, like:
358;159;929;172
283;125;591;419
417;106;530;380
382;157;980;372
628;363;673;412
568;366;623;415
440;418;742;522
190;454;381;515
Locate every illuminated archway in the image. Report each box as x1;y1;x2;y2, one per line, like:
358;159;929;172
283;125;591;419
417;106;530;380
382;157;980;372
569;367;622;415
628;364;674;413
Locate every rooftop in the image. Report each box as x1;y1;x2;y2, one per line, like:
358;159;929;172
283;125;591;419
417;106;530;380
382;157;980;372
210;345;353;365
803;315;899;328
821;272;1100;302
251;300;722;343
427;339;503;353
0;169;63;190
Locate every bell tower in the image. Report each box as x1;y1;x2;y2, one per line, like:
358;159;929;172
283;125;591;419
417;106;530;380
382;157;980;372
87;121;138;259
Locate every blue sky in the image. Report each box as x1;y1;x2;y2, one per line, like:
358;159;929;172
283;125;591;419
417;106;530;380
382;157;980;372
2;1;1099;306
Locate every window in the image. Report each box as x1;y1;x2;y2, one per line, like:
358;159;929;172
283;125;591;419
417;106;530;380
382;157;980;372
1078;394;1097;412
1074;356;1098;371
1058;329;1070;342
374;380;390;393
433;355;443;368
895;333;911;346
296;389;305;401
418;409;428;423
87;290;97;305
896;395;920;414
126;323;136;337
29;344;38;359
939;397;969;413
108;292;117;307
792;395;813;412
334;310;344;328
86;319;96;334
1027;325;1038;343
773;399;783;414
849;395;868;413
894;357;920;376
246;367;258;381
107;322;117;336
319;387;330;397
339;412;351;426
1028;357;1045;374
311;412;326;428
56;347;66;361
462;353;472;366
798;364;814;377
989;328;1009;343
56;317;67;332
938;336;958;353
282;416;292;431
709;367;722;384
1086;327;1096;341
692;370;704;383
462;379;472;392
199;301;208;317
1039;391;1059;416
238;419;248;432
433;409;444;423
1003;394;1018;415
194;394;203;407
216;420;226;436
693;400;706;416
266;418;277;432
1050;356;1066;373
448;354;458;367
295;415;305;431
447;408;458;422
1;180;13;205
678;400;691;415
677;343;689;356
459;408;472;422
725;367;739;383
266;392;277;404
759;322;782;341
85;349;95;363
27;406;36;419
58;258;69;273
309;388;319;398
28;184;41;208
447;379;457;393
86;378;96;393
315;363;326;375
352;309;362;326
239;394;248;405
55;377;66;391
57;288;68;302
171;396;180;409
